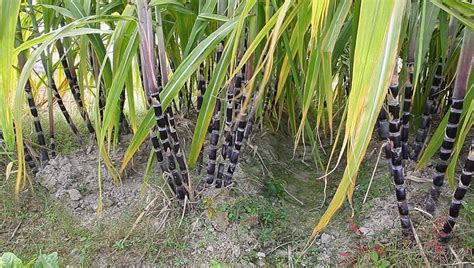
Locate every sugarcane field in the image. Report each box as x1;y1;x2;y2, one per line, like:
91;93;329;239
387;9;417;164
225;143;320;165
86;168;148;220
1;0;473;266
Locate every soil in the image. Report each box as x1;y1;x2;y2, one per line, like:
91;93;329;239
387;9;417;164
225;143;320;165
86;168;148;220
2;127;473;266
35;147;155;227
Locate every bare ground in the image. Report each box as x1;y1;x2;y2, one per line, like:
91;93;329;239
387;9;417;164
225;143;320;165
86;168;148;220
1;127;473;266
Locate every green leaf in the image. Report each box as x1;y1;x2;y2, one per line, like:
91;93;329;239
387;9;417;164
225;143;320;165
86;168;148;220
121;19;237;171
0;0;20;149
100;22;139;142
64;0;114;88
120;108;154;173
0;252;23;268
370;251;379;262
413;0;439;95
33;252;59;268
198;13;229;22
150;0;185;8
310;0;406;241
432;0;474;30
182;0;217;57
14;28;113;55
39;4;74;19
187;34;235;166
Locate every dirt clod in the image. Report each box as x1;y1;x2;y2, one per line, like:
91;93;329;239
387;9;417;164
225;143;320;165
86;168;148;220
66;189;82;201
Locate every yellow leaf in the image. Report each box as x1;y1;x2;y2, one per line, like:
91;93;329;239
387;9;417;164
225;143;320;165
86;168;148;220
309;0;406;242
5;161;14;181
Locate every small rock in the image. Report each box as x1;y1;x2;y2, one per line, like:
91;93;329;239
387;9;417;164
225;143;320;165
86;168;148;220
317;253;330;262
70;248;80;256
320;233;331;244
90;197;114;211
91;202;99;211
257;252;266;258
210;211;229;232
67;189;82;201
233;246;241;258
360;227;374;236
243;215;259;227
37;174;57;191
103;197;114;208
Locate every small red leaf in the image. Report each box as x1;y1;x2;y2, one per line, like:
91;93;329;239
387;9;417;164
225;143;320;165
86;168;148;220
340;251;352;257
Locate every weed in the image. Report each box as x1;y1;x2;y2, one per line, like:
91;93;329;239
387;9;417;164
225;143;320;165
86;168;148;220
112;240;127;250
210;259;222;268
262;178;286;199
162;220;190;251
257;227;273;242
461;201;474;249
173;257;186;266
354;241;424;267
242;250;257;263
369;251;391;268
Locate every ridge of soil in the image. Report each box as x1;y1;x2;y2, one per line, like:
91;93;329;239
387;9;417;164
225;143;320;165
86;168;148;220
2;128;473;266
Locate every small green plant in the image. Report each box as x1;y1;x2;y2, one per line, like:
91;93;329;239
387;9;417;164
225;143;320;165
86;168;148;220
242;250;258;263
257;227;274;242
173;257;186;266
112;240;127;250
225;196;288;244
0;252;59;268
162;221;189;251
0;253;22;268
210;259;222;268
227;196;281;225
262;179;286;199
369;251;390;268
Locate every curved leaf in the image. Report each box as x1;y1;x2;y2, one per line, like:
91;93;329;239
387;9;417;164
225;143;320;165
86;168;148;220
309;0;406;241
121;19;237;171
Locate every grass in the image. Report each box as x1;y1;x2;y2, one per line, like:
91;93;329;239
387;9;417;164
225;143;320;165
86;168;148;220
20;99;150;157
224;195;289;243
459;196;474;250
1;2;472;266
21;108;86;155
0;177;190;266
354;242;418;267
1;111;473;266
0;180;93;265
3;5;472;267
1;166;471;266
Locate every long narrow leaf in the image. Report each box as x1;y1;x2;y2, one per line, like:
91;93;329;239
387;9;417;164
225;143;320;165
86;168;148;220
309;0;406;241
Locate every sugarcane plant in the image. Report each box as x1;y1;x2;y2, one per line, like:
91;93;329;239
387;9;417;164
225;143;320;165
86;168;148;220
440;139;473;238
386;67;413;236
411;62;443;161
27;0;84;149
134;0;192;200
425;28;473;215
16;22;50;166
367;0;474;241
56;39;96;137
2;0;474;249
